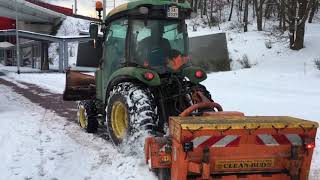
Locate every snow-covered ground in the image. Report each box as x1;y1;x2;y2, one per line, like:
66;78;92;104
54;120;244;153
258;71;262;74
201;23;320;178
1;18;320;180
0;84;156;180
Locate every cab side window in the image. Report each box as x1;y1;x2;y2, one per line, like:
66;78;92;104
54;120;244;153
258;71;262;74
105;18;128;76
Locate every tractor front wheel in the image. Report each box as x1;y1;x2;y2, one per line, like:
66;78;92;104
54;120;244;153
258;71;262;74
77;100;98;133
106;82;158;145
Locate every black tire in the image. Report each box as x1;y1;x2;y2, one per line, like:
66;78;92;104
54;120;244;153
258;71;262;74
158;168;171;180
77;100;98;133
106;82;158;145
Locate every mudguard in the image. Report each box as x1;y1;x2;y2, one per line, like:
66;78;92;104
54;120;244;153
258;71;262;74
182;66;207;83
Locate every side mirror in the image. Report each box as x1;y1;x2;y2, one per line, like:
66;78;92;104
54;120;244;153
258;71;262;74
89;23;99;39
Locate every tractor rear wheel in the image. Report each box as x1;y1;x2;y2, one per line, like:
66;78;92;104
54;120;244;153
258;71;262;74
77;100;98;133
106;82;158;145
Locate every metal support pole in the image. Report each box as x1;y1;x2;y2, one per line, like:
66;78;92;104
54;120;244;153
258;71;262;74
74;0;78;14
40;42;44;69
63;41;68;70
59;41;64;72
103;0;107;20
31;45;34;68
15;0;21;74
4;49;7;65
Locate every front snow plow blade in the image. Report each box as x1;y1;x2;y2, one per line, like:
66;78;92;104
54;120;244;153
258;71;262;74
145;113;318;180
63;70;96;101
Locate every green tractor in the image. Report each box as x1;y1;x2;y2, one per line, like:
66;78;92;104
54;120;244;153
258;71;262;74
63;0;216;145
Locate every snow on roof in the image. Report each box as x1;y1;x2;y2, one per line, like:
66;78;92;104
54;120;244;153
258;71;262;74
0;41;14;48
0;0;66;23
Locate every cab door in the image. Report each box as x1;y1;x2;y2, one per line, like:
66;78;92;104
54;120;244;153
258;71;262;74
99;18;128;102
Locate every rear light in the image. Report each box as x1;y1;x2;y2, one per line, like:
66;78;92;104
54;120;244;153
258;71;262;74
304;137;315;149
195;70;204;78
144;72;154;81
306;143;315;149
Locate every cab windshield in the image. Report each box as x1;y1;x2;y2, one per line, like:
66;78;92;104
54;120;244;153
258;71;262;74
130;19;188;73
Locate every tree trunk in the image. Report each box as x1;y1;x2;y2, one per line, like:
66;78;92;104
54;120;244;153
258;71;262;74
244;0;249;32
288;0;297;48
292;21;306;49
203;0;207;15
210;0;214;26
264;0;271;19
239;0;243;11
254;0;264;31
281;1;286;31
308;0;318;23
200;0;203;18
194;0;198;12
228;0;235;21
279;1;282;29
190;0;194;11
252;0;256;18
292;0;314;49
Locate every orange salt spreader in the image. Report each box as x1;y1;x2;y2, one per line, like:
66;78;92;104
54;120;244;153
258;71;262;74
145;102;318;180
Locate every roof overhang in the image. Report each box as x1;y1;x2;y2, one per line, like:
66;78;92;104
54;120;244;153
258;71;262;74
0;29;92;43
0;0;66;23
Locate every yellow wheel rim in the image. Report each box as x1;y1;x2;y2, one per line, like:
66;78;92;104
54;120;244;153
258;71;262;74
111;101;128;140
78;105;87;129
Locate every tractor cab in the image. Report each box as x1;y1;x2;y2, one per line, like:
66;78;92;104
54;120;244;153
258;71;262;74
90;0;193;74
130;18;188;73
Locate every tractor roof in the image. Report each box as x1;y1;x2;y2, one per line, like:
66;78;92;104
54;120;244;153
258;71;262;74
106;0;191;19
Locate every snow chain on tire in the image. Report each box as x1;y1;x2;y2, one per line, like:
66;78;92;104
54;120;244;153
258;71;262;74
106;82;159;145
77;100;98;133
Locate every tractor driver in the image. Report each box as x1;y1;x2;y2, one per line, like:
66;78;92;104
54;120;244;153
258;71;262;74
136;21;172;67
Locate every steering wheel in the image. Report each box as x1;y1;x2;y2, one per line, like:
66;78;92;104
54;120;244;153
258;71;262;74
179;102;223;117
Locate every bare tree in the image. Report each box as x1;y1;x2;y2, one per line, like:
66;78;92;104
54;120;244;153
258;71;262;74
239;0;244;11
280;0;315;49
244;0;249;31
308;0;319;23
278;0;287;31
253;0;266;31
228;0;235;21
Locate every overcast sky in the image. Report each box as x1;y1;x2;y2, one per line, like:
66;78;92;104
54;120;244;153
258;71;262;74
45;0;127;17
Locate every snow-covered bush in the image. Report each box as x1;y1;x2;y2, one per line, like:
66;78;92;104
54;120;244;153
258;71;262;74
265;40;272;49
227;21;243;32
239;54;251;68
314;57;320;70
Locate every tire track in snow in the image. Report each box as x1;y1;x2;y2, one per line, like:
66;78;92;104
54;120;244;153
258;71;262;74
0;78;77;122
